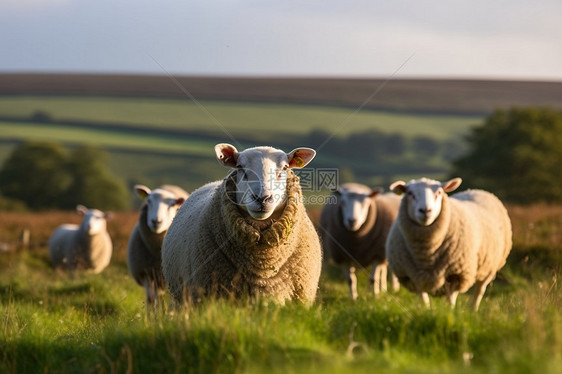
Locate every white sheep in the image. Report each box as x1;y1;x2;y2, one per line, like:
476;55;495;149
162;143;322;305
49;205;113;274
320;183;401;300
385;177;512;310
127;184;188;307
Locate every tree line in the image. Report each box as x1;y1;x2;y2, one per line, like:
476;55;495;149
0;143;129;211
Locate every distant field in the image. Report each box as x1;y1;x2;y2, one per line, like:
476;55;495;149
0;96;480;140
0;96;481;189
2;73;562;114
3;73;557;193
0;121;213;156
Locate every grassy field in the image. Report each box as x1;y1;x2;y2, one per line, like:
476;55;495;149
0;96;479;140
1;75;560;191
0;206;561;373
0;95;481;191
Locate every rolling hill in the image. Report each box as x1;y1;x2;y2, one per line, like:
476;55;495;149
1;74;561;198
1;73;562;114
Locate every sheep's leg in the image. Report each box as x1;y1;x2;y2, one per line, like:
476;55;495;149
444;281;459;308
390;272;401;292
66;255;78;278
419;292;431;308
447;290;459;308
380;263;388;293
470;273;495;311
144;278;159;310
347;266;358;300
445;274;462;308
369;261;385;296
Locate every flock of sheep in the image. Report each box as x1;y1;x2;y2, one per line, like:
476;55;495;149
48;143;512;311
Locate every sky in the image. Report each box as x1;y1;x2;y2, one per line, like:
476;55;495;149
1;0;561;80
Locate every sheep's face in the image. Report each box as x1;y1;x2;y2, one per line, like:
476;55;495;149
335;185;381;231
135;186;186;234
215;143;316;220
77;205;112;235
390;178;462;227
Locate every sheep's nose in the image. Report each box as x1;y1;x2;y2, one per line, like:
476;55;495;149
151;219;162;227
257;194;273;204
347;218;357;227
418;207;432;215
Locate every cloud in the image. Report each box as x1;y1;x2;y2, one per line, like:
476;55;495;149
0;0;561;79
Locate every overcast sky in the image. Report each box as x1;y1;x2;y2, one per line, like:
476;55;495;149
1;0;561;80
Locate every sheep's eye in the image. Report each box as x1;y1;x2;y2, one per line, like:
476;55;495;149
407;191;416;200
275;165;287;179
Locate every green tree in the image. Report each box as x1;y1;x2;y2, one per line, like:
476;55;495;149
0;142;130;211
413;135;440;157
451;107;562;204
345;130;405;160
0;193;28;211
64;145;130;211
0;142;72;210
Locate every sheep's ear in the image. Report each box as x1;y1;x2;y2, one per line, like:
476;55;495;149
104;212;114;221
369;187;383;198
287;147;316;169
389;181;407;195
134;185;151;200
215;143;238;168
441;177;462;193
175;197;186;206
76;205;88;215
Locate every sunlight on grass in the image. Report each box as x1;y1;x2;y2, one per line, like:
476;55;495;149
0;121;214;156
0;96;480;139
1;207;562;373
1;250;561;373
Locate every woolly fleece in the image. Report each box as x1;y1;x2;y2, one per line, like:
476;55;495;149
320;189;401;268
386;189;512;296
162;170;322;305
49;212;112;274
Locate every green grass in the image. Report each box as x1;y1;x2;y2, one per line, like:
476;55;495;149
0;96;481;140
0;121;214;156
1;247;561;374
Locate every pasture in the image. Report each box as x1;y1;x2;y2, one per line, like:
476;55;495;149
1;206;561;373
0;95;480;191
0;96;478;140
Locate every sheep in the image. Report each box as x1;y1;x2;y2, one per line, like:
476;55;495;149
319;183;401;300
385;177;512;311
49;205;113;274
127;184;188;307
162;143;322;305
